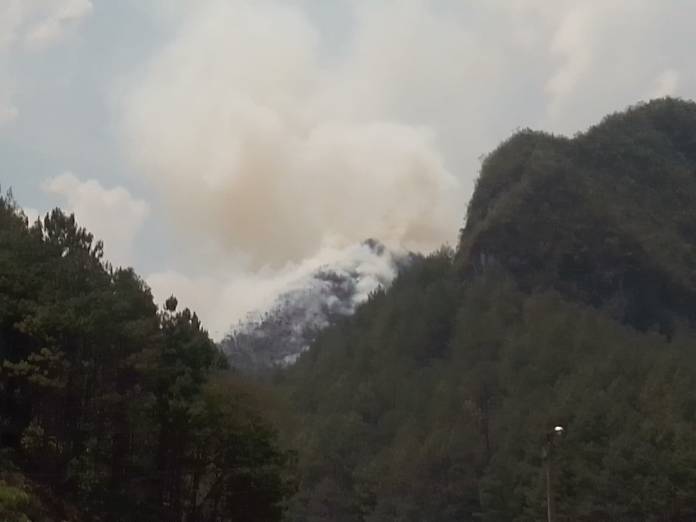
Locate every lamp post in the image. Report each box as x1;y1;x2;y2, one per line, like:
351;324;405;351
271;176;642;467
543;425;565;522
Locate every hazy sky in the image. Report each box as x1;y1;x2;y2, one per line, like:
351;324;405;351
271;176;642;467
3;0;694;338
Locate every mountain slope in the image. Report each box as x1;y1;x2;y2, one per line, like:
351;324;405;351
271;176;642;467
221;241;411;372
276;99;696;522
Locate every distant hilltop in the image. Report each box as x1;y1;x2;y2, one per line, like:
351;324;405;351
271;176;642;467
220;239;415;372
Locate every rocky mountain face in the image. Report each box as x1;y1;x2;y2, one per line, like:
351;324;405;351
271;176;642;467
220;240;413;372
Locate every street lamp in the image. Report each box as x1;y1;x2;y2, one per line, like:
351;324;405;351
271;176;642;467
543;425;565;522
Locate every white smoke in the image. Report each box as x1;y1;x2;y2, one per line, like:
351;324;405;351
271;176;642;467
147;241;402;340
223;240;404;368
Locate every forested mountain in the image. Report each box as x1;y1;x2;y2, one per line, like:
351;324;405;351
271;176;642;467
0;195;294;521
5;98;696;522
276;99;696;521
221;240;411;373
461;98;696;335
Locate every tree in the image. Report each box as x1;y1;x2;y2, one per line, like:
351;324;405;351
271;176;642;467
0;195;294;521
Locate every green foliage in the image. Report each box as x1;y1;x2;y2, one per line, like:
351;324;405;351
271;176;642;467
282;260;696;520
0;193;294;521
460;98;696;334
8;98;696;521
0;482;33;521
276;99;696;521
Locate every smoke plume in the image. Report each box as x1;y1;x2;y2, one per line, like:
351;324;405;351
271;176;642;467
119;0;696;335
119;0;462;269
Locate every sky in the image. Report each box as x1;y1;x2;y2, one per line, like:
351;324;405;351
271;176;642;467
2;0;694;339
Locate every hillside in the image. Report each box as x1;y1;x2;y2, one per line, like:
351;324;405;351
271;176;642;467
461;98;696;333
276;99;696;521
221;240;411;373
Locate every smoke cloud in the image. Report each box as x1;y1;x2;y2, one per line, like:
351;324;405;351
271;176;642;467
147;242;402;341
113;0;696;335
120;0;462;269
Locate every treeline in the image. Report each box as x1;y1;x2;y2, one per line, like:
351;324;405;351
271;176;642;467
272;99;696;521
0;193;294;521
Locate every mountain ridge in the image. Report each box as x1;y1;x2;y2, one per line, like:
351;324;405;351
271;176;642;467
459;98;696;333
276;98;696;521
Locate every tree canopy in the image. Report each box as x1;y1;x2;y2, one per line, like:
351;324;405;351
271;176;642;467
0;193;295;521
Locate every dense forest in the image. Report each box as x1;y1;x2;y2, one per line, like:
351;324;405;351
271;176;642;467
0;195;294;521
273;99;696;521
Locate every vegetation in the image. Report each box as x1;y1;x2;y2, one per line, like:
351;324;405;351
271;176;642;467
461;98;696;334
0;193;295;521
6;98;696;521
274;99;696;521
